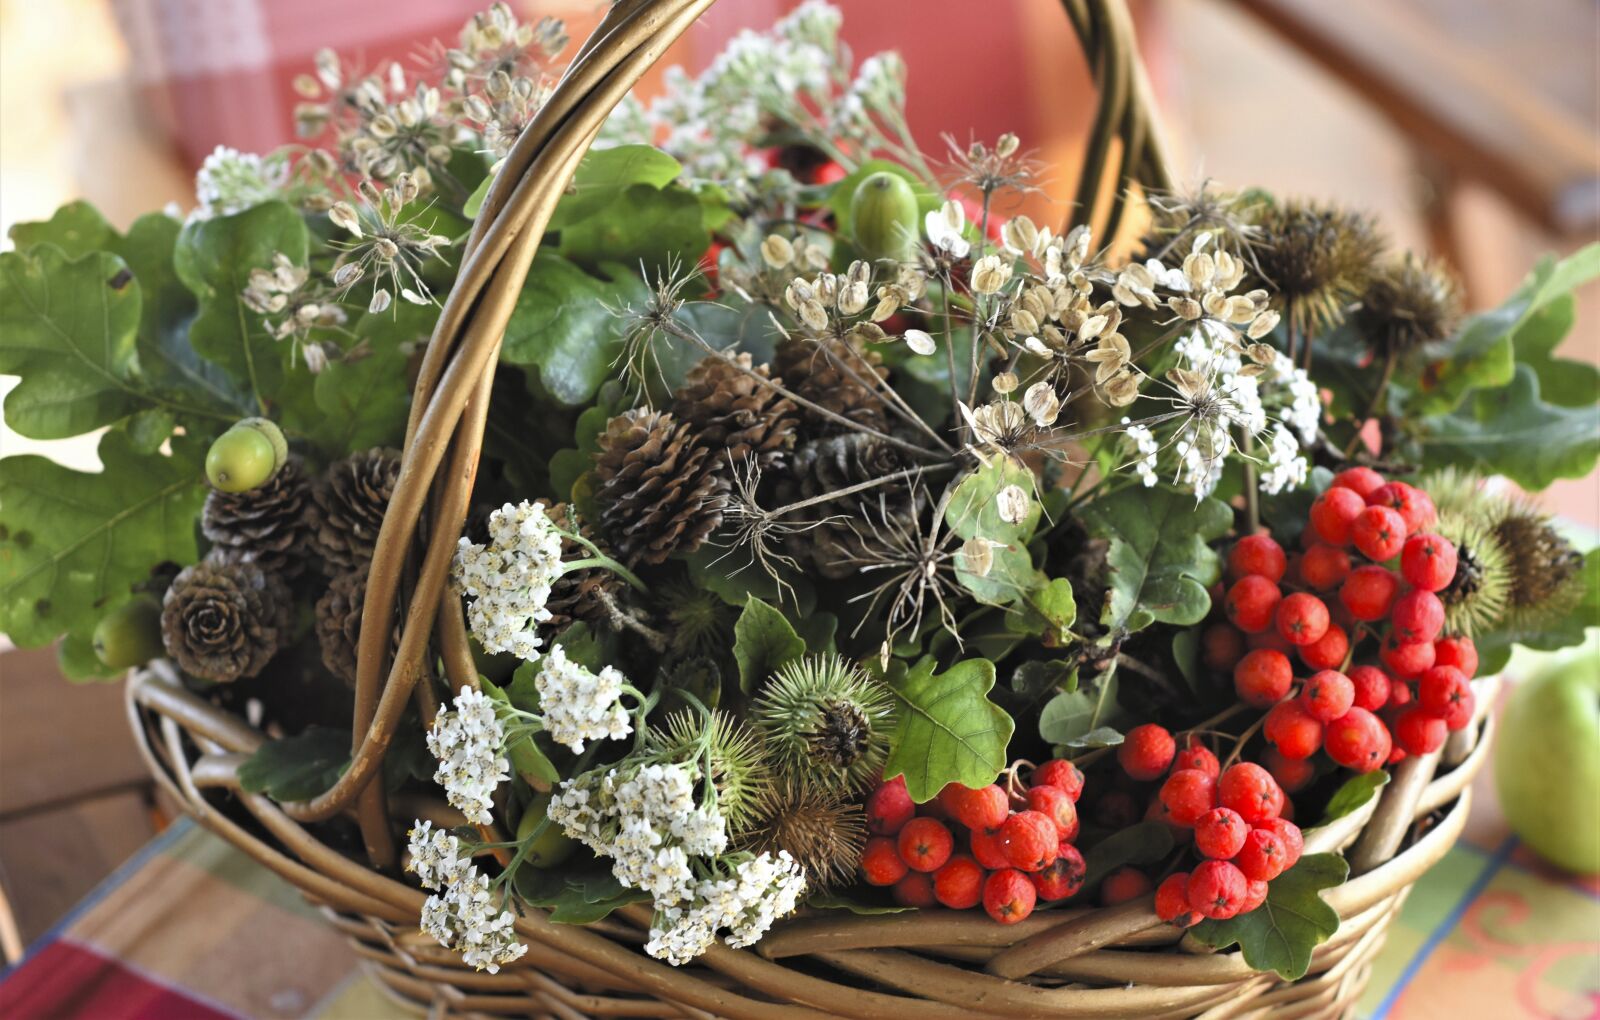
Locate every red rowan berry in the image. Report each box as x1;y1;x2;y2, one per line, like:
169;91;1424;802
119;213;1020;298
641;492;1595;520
970;825;1009;870
861;837;909;885
1370;481;1433;534
897;818;954;873
983;869;1037;924
1240;878;1271;914
1201;622;1247;672
1301;669;1356;722
1392;589;1445;644
1348;665;1391;712
1226;575;1282;633
1311;486;1367;546
1235;828;1290;882
1442;687;1476;731
1300;544;1352;590
1382;635;1436;678
1229;534;1288;582
1394;708;1448;755
1156;873;1200;927
1030;843;1086;901
1030;759;1085;802
948;784;1010;832
1119;724;1177;781
1187;860;1249;920
1100;866;1154;906
1341;565;1400;620
1331;466;1386;499
866;777;916;836
998;811;1059;872
1262;746;1316;792
1299;623;1349;672
893;871;938;907
1276;592;1330;646
1324;708;1391;772
1174;738;1221;779
1158;769;1218;827
1218;763;1285;824
1418;665;1471;719
1234;648;1294;708
1026;785;1080;841
932;854;985;909
1247;628;1296;655
1352;505;1407;562
1433;635;1479;678
1402;534;1457;592
1265;699;1325;760
1388;675;1414;706
1195;807;1249;859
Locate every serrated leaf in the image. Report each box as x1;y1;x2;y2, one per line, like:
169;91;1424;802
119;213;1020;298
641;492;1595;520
501;255;649;406
0;430;207;651
1080;485;1231;634
1081;821;1174;889
1315;770;1389;826
945;459;1043;607
1191;853;1347;979
732;595;806;693
237;726;350;801
1417;364;1600;490
882;657;1014;803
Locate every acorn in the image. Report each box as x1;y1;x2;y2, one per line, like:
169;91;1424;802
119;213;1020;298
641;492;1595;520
850;171;920;263
92;595;165;670
205;418;288;493
752;654;895;796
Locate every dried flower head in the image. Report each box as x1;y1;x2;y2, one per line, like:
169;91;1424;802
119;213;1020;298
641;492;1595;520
1250;199;1386;335
1357;253;1463;357
327;177;451;313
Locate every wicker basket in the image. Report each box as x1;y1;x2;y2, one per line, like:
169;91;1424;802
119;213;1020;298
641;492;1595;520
126;1;1498;1016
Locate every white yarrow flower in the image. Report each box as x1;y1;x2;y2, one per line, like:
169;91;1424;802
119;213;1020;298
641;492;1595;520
535;644;632;753
426;686;510;825
451;501;566;661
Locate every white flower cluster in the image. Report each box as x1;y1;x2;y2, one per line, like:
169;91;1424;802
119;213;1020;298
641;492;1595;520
452;501;565;661
1259;425;1309;495
406;822;527;973
426;687;510;825
644;851;808;965
535;644;632;753
1121;418;1159;487
193;146;289;221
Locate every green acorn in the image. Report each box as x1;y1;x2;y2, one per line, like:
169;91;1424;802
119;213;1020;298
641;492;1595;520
648;709;770;835
206;417;288;493
1433;510;1512;637
850;171;920;262
741;779;867;890
516;790;579;869
752;655;894;796
92;595;165;670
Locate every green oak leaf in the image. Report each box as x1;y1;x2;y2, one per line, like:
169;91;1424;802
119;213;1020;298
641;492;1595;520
238;726;350;801
944;458;1044;607
547;145;684;229
1191;853;1347;980
0;430;208;666
732;595;807;693
1416;364;1600;490
1315;770;1390;826
1510;293;1597;408
555;184;710;276
501;255;649;406
1080;485;1231;635
517;867;651;924
7;200;118;254
882;656;1014;803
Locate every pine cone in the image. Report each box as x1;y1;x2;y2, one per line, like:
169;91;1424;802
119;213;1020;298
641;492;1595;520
772;334;891;436
544;503;622;628
315;569;366;685
592;410;727;566
776;433;924;580
671;353;799;470
161;552;293;683
312;448;400;574
202;456;316;579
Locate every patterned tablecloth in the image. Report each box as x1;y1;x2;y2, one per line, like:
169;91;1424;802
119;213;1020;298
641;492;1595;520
1;809;1596;1019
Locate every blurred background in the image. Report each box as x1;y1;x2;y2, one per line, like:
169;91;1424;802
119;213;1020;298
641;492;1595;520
0;0;1595;1014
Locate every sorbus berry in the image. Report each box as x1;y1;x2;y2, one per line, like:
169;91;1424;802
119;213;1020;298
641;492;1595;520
1187;859;1249;919
1265;699;1324;760
970;825;1010;870
1246;628;1296;655
1266;817;1304;869
1261;746;1316;792
983;869;1037;924
1030;759;1086;801
1311;486;1367;546
897;818;954;873
893;872;938;907
1331;466;1386;499
1341;565;1400;620
1174;738;1221;779
1401;534;1457;592
1276;592;1330;646
1324;708;1392;772
1387;745;1409;766
1218;763;1285;824
1370;481;1433;534
1299;623;1349;672
1234;648;1293;707
1433;635;1479;678
948;784;1010;831
1441;686;1476;731
1093;790;1139;829
861;837;909;885
1201;622;1246;672
1382;636;1436;678
1394;708;1448;755
1352;505;1407;562
1195;807;1249;859
1240;878;1271;914
998;810;1059;871
1226;575;1282;634
1159;769;1218;827
1119;724;1177;781
1235;828;1289;882
1392;589;1445;645
1348;665;1391;712
1030;843;1086;901
1418;665;1471;719
932;854;985;909
1300;544;1352;590
1156;873;1200;927
1388;675;1414;706
1229;534;1288;582
1026;785;1081;841
866;777;916;836
1301;669;1356;723
1100;866;1154;905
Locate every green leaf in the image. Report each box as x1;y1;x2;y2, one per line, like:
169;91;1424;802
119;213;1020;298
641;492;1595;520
732;595;807;693
124;408;177;453
237;726;350;801
501;255;649;406
483;674;561;786
0;430;207;652
463;175;492;219
1080;485;1231;635
882;657;1014;803
555;184;710;275
1416;364;1600;490
1081;821;1174;889
1038;669;1127;749
1510;294;1597;408
1473;547;1600;674
944;459;1043;607
548;145;684;229
806;892;913;914
174;201;310;406
518;868;651;924
681;544;815;617
7;200;117;255
1190;853;1348;980
1315;770;1390;826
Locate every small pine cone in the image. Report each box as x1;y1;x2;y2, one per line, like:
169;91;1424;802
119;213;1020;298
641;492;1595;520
776;433;924;580
772;334;891;436
202;456;316;579
161;552;293;684
315;569;365;685
592;409;728;566
671;353;799;469
311;448;400;573
544;503;622;628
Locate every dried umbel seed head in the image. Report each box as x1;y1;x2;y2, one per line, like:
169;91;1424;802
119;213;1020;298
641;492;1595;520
1250;199;1385;335
741;780;867;890
1356;254;1462;357
1432;511;1511;637
752;655;895;796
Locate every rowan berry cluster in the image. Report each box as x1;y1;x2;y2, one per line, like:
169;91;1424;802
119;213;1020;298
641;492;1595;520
858;761;1088;925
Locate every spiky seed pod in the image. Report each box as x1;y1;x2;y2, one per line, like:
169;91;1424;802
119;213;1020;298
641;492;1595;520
1432;510;1512;637
741;780;867;890
311;448;400;574
591;409;728;566
774;433;926;580
1418;466;1489;520
315;569;366;685
161;552;293;684
647;709;770;835
201;455;316;579
660;655;724;711
671;353;800;470
1495;505;1587;630
543;503;623;630
1250;200;1385;336
772;333;891;436
1357;254;1462;357
753;655;895;796
657;578;735;658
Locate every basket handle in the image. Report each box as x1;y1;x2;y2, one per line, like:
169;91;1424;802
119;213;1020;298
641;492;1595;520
305;0;1171;868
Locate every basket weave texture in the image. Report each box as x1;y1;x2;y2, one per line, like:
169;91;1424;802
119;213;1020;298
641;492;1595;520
127;1;1494;1016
